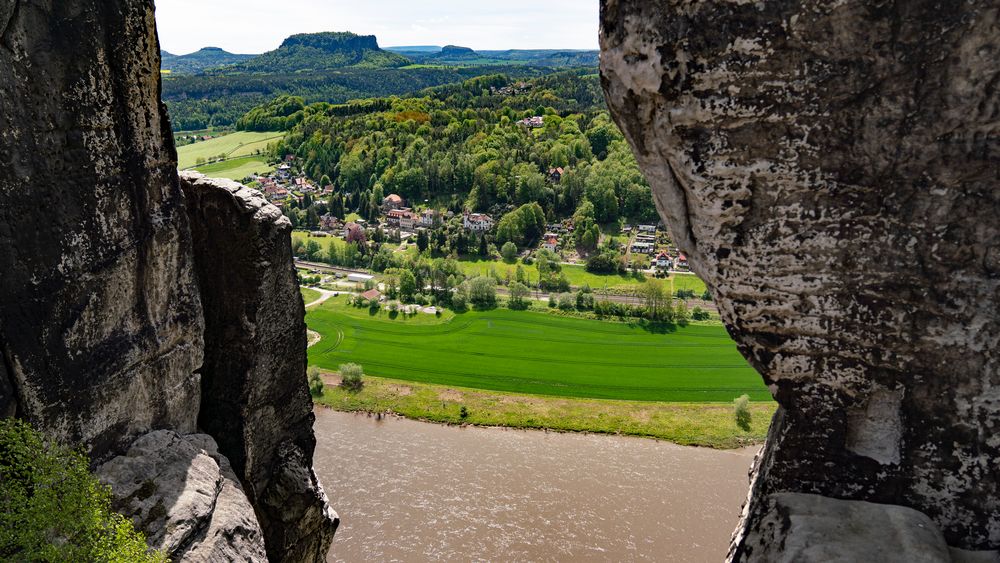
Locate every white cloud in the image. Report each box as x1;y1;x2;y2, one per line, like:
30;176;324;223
155;0;599;55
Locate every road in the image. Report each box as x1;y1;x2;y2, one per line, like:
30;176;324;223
302;286;342;308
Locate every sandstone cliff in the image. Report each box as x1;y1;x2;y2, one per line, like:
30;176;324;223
0;1;336;560
600;0;1000;559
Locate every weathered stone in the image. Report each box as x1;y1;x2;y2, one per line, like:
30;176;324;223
0;2;337;559
600;0;1000;555
181;172;338;561
950;548;1000;563
0;0;204;459
97;431;267;562
743;493;952;562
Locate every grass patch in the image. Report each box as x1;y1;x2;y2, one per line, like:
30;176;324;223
292;231;348;251
306;299;770;403
300;287;322;304
177;131;285;169
192;155;274;181
314;375;775;449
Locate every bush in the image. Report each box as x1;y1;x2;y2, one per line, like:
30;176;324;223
340;363;365;391
308;366;324;397
501;241;518;262
467;276;498;309
0;419;165;562
548;294;557;308
675;289;696;300
557;293;575;311
585;251;621;274
701;290;713;301
734;394;752;431
691;307;711;321
451;292;468;311
459;406;469;419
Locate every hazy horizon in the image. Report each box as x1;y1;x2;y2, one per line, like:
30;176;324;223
155;0;599;56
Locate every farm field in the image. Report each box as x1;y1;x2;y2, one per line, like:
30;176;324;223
191;155;274;181
306;298;769;403
176;131;285;169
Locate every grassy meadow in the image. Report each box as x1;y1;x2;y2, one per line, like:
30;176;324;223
305;297;769;403
190;155;275;181
314;375;775;449
176;131;285;170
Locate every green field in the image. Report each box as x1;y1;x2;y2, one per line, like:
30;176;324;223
454;258;706;294
177;131;285;170
191;155;275;181
306;298;769;403
292;231;347;251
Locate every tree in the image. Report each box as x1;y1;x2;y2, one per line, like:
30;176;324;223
467;276;497;309
641;279;671;322
508;281;530;310
0;419;165;562
478;234;489;258
308;366;324;397
734;394;752;431
340;363;364;391
416;229;430;252
501;241;518;262
399;269;417;302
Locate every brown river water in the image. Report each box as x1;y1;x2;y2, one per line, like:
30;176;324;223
313;409;757;562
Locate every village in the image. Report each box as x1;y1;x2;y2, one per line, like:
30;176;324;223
252;156;690;282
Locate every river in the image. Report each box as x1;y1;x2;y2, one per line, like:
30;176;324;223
313;409;756;562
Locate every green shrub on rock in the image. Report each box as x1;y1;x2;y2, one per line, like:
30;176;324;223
0;418;165;562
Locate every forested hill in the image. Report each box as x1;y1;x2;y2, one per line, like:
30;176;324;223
163;66;549;131
266;71;660;225
160;47;255;74
225;32;410;73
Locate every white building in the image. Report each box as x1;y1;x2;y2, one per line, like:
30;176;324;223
348;273;375;284
463;212;494;233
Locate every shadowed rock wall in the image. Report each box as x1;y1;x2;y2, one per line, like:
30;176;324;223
0;1;336;560
0;0;203;458
181;172;338;562
600;0;1000;556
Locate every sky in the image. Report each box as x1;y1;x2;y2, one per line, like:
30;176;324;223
155;0;599;55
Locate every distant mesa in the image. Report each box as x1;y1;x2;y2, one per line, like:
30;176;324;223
228;31;411;73
440;45;477;56
160;47;255;74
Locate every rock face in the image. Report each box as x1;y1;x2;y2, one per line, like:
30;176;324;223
0;1;337;560
0;0;204;459
181;172;339;561
600;0;1000;556
97;431;268;562
744;493;954;563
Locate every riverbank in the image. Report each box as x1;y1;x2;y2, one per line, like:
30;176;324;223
313;373;775;449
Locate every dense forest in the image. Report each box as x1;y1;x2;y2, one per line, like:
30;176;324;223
269;71;659;229
163;66;551;131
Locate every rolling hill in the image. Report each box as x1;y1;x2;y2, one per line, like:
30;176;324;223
160;47;255;74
